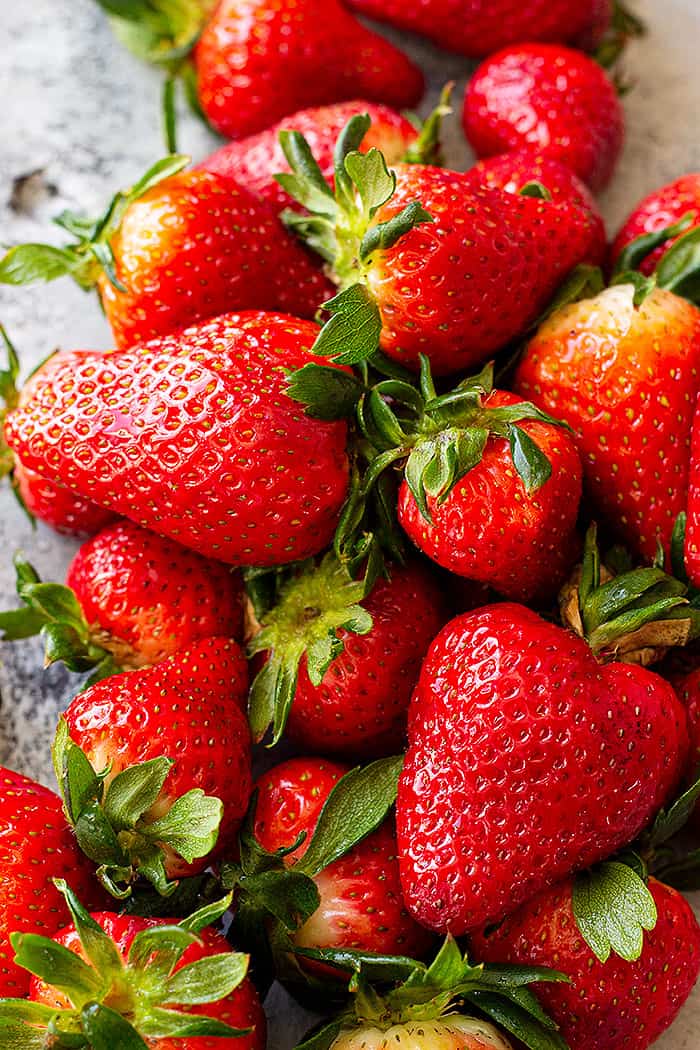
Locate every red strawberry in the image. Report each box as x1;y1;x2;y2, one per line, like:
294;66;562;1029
13;461;117;536
342;0;612;57
397;597;688;934
472;877;700;1050
671;668;700;805
248;556;446;756
0;158;333;350
463;44;625;191
0;767;104;997
515;283;700;561
3;312;350;567
55;637;251;895
193;0;423;141
611;174;700;275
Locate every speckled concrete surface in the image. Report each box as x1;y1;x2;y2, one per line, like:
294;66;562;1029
1;1;699;1044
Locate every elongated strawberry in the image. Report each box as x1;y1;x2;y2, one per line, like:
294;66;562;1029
611;173;700;275
0;884;265;1050
54;636;251;897
3;312;350;567
0;156;333;350
463;44;625;191
0;521;244;679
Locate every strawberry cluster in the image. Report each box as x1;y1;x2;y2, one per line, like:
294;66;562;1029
2;3;700;1050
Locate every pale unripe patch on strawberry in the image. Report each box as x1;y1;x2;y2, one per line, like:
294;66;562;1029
331;1018;513;1050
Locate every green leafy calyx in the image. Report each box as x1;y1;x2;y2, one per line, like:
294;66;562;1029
94;0;215;66
573;856;657;963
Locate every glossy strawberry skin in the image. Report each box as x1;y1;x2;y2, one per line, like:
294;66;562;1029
686;398;700;586
4;313;350;567
611;174;700;275
463;44;625;191
0;767;104;997
398;391;583;604
98;171;334;350
671;668;700;830
472;878;700;1050
31;914;266;1050
66;520;244;667
515;285;700;562
13;460;117;537
366;165;603;375
63;637;251;876
343;0;611;57
193;0;424;141
397;604;688;935
285;561;447;757
201;100;418;216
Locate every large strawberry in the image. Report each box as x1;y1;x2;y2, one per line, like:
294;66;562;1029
0;767;104;998
611;173;700;275
463;44;625;191
396;538;693;935
279;122;604;375
54;636;251;896
0;156;333;350
472;877;700;1050
248;555;446;755
0;884;265;1050
3;312;350;566
0;520;244;679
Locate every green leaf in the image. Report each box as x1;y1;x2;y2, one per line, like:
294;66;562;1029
103;757;173;831
0;1018;52;1050
654;224;700;304
311;285;382;366
18;581;87;633
294;945;419;983
285;363;365;421
240;869;319;931
535;265;605;328
572;861;657;963
138;1007;249;1040
610;269;657;307
0;607;46;640
645;770;700;847
518;181;552;201
53;880;125;982
294;1020;344;1050
10;933;103;1008
401;82;453;166
508;424;552;494
277;131;337;216
359;201;433;260
74;799;126;868
162;78;178;154
0;244;78;285
179;893;233;934
58;730;102;824
142;788;223;862
613;212;693;275
164;951;248;1006
128;924;200;983
466;992;568;1050
296;756;403;877
42;623;97;672
344;148;396;218
126;154;190;204
81;1003;149;1050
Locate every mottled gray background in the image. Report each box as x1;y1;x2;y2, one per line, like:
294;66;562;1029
1;0;699;1044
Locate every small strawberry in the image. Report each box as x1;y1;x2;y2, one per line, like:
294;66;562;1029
0;520;244;679
472;877;700;1050
0;156;333;350
0;883;265;1050
248;555;446;755
54;636;251;896
463;44;625;191
3;312;350;567
0;767;104;997
611;173;700;275
397;532;694;934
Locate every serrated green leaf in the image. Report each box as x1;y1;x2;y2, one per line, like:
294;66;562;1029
312;285;382;365
572;861;657;963
81;1003;149;1050
142;788;223;862
164;951;248;1006
0;244;78;285
103;757;173;831
285;364;365;420
344;148;396;218
11;933;102;1008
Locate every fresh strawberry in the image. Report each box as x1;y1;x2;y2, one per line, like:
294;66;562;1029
611;174;700;275
515;282;700;561
13;461;117;535
248;556;446;755
0;768;104;998
671;668;700;805
463;44;625;191
279;123;604;375
472;877;700;1050
396;538;693;934
54;636;251;896
0;157;333;350
3;312;350;567
1;884;265;1050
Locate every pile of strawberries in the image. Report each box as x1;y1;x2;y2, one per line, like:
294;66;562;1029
3;1;700;1048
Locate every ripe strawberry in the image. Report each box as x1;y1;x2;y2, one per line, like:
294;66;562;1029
0;157;333;350
472;877;700;1050
193;0;424;141
13;461;117;536
611;174;700;275
55;636;251;896
0;767;104;997
1;884;265;1050
671;668;700;807
515;283;700;561
397;580;689;934
463;44;625;191
248;556;446;755
3;312;350;566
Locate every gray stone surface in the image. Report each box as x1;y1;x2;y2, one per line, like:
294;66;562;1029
1;0;699;1044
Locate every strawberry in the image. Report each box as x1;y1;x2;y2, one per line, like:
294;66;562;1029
3;312;350;567
463;44;625;191
0;767;104;998
515;281;700;561
279;122;605;375
0;520;245;679
0;883;265;1050
0;156;333;350
248;555;446;755
54;636;251;896
472;877;700;1050
611;173;700;275
396;536;693;934
671;668;700;816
